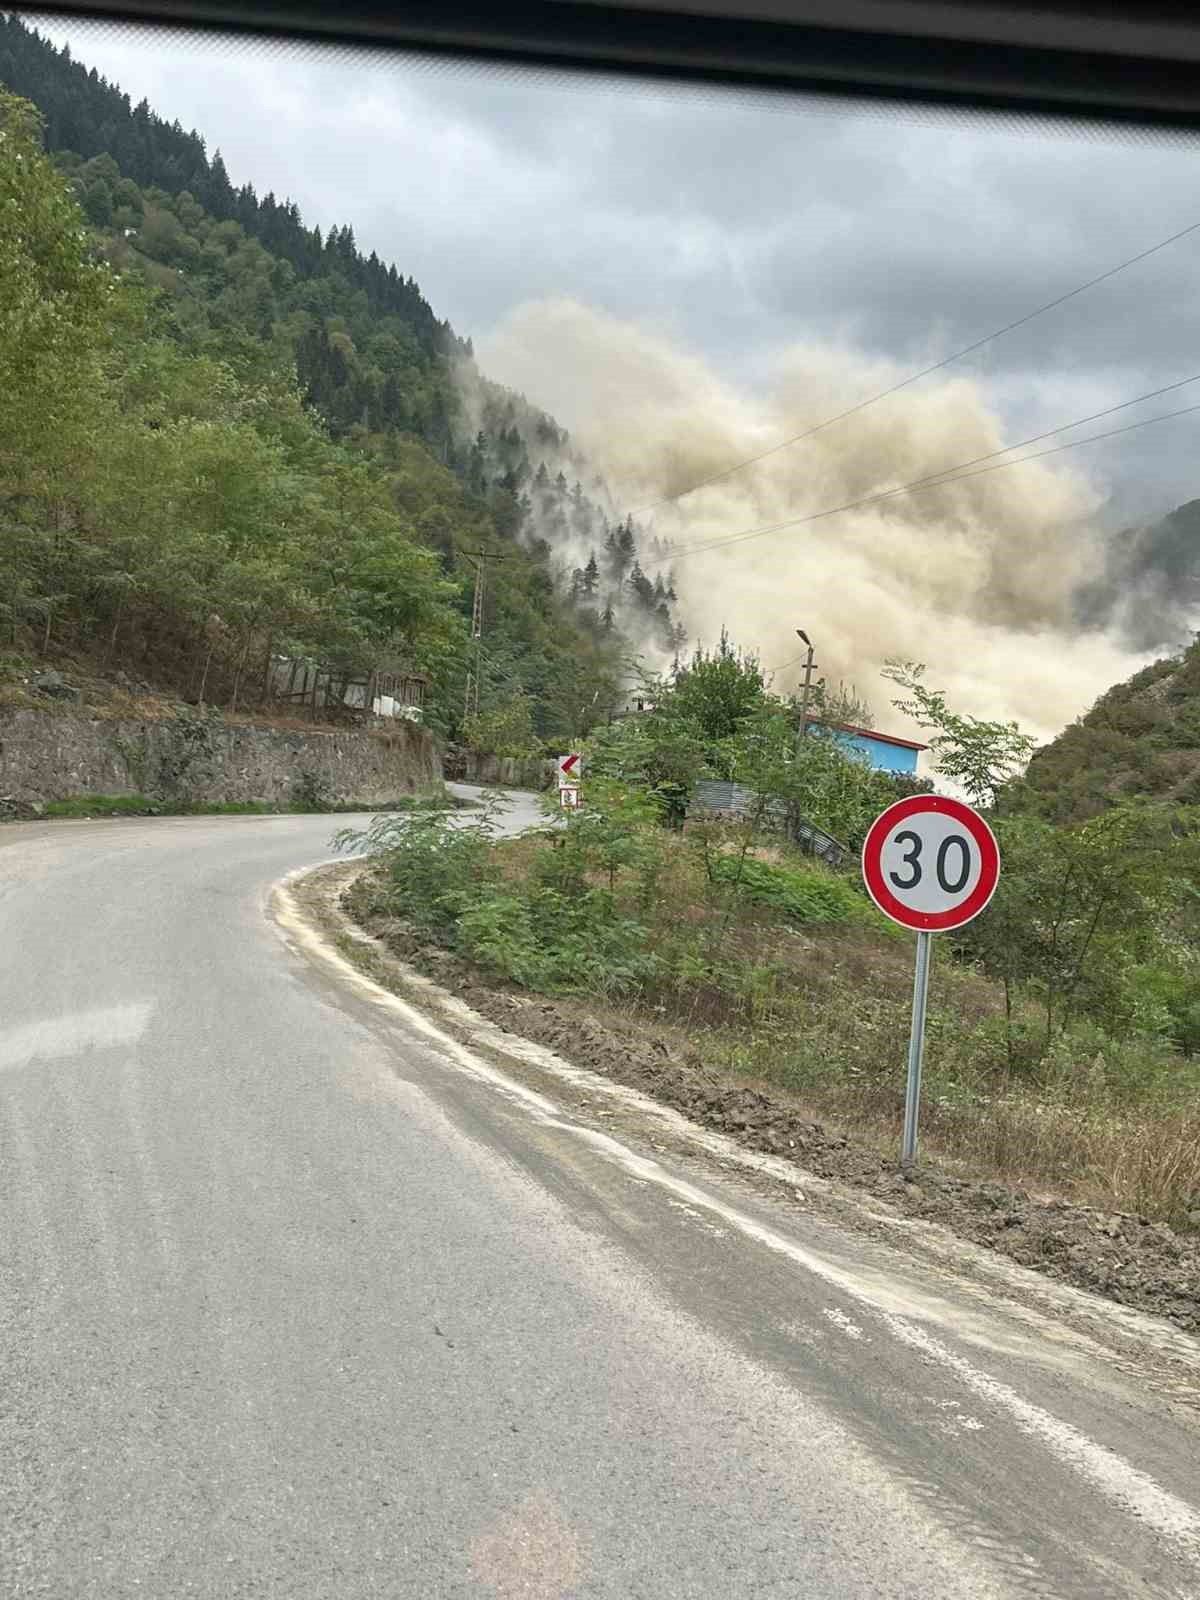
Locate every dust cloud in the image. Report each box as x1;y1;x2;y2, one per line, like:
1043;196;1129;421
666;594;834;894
479;299;1151;746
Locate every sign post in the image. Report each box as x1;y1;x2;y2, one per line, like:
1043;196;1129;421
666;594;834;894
557;753;583;811
861;796;1000;1169
902;930;932;1168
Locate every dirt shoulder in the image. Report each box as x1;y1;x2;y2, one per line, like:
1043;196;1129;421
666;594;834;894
316;862;1200;1339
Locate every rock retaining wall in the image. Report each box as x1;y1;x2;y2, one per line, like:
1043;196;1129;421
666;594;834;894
441;746;554;790
0;708;440;811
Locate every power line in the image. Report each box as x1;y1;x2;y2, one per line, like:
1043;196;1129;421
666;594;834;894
667;387;1200;565
765;651;808;676
670;368;1200;558
629;216;1200;517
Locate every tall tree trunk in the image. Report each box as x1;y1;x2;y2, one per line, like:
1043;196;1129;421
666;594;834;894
1061;893;1111;1033
105;591;125;666
229;633;252;714
260;636;276;705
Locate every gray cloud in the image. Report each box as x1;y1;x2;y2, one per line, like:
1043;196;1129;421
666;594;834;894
32;19;1200;521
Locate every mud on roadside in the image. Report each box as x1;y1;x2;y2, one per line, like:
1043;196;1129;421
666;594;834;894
335;866;1199;1339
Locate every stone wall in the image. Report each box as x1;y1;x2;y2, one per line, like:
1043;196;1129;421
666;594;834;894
687;779;848;866
0;708;441;810
441;746;554;790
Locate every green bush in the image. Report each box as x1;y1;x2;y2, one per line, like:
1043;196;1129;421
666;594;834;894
455;885;658;994
1034;1020;1194;1109
709;855;867;925
335;806;500;937
1122;957;1200;1054
338;801;659;994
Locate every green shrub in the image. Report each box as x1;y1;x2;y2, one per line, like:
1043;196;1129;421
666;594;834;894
337;801;658;994
709;855;867;925
335;805;500;937
455;884;658;994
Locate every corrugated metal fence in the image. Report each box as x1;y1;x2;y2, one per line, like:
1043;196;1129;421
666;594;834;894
688;779;847;867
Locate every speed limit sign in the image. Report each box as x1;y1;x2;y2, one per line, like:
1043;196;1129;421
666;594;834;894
862;796;999;932
862;796;1000;1168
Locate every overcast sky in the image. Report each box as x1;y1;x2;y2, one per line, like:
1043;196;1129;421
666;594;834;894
33;15;1200;524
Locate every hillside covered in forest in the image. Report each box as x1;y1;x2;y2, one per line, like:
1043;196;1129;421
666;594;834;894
0;14;683;742
1015;635;1200;821
1079;496;1200;651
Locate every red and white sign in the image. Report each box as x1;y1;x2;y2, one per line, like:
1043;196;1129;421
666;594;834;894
862;796;999;933
557;753;582;787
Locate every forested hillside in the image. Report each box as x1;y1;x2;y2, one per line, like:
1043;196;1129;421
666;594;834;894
1078;496;1200;651
1015;635;1200;822
0;14;683;739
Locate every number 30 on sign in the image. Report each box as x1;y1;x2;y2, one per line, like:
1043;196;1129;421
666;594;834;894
862;795;999;933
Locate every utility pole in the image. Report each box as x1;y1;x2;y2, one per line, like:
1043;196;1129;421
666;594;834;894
463;551;489;725
795;628;818;749
462;547;519;726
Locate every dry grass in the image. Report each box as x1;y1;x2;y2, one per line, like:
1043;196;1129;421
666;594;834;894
785;1070;1200;1223
488;823;1200;1229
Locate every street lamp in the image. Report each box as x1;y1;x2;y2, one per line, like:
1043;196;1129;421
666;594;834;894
796;629;817;743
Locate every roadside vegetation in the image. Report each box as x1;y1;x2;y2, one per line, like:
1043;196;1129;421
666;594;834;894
343;642;1200;1232
4;786;463;822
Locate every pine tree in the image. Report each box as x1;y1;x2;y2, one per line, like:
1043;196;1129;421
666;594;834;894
582;552;599;596
628;561;654;610
603;527;622;582
206;150;234;218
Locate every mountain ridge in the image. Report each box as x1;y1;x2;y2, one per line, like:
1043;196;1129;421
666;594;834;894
1016;635;1200;821
0;13;685;737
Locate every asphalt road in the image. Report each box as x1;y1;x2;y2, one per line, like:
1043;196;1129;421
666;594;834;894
1;791;1198;1599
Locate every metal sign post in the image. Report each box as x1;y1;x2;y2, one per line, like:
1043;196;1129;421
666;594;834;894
902;930;932;1169
862;795;1000;1171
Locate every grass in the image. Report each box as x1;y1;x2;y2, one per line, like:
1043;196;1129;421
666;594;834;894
355;810;1200;1230
711;1009;1200;1227
382;790;480;812
41;793;273;818
29;787;460;820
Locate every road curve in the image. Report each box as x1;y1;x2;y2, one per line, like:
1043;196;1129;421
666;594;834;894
1;792;1197;1599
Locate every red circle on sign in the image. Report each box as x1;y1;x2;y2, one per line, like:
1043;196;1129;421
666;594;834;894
861;795;1000;932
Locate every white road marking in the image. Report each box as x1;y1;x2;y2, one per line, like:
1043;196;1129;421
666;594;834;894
274;871;1200;1573
667;1198;729;1238
822;1307;867;1341
0;1002;155;1073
